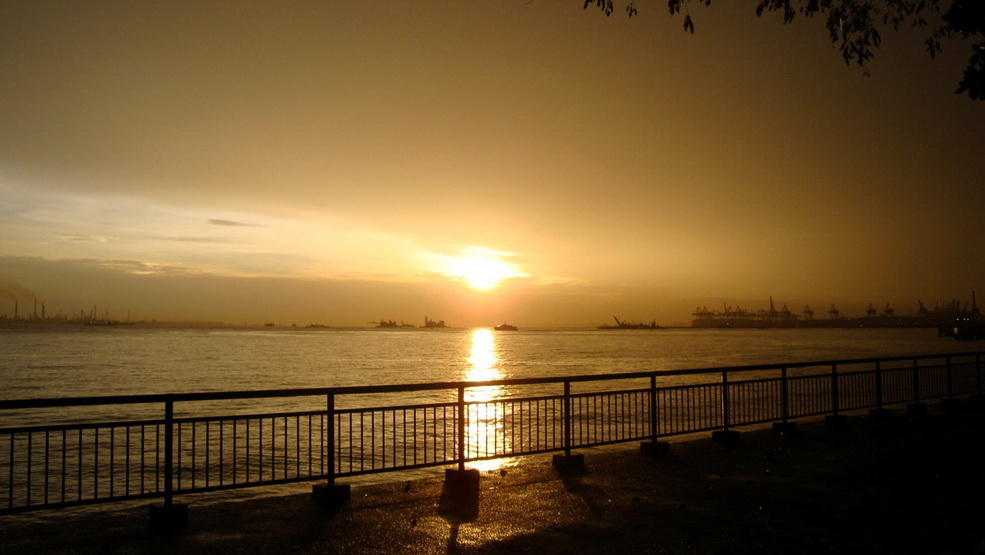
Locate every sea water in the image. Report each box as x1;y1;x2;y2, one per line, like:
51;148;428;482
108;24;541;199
1;325;980;400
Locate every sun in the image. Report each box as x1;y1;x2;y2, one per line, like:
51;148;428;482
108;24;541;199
429;247;528;291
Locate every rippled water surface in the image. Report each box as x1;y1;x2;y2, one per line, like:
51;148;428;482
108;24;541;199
2;325;980;399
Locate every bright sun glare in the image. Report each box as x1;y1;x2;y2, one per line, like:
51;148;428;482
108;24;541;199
431;247;528;291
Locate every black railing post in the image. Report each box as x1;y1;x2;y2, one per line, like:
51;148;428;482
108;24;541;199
825;363;848;427
149;395;187;527
907;357;928;415
941;355;963;412
457;386;466;472
773;367;799;435
445;385;480;493
641;374;669;455
164;397;174;507
869;360;892;421
945;356;954;399
311;391;350;506
713;370;740;443
552;379;585;471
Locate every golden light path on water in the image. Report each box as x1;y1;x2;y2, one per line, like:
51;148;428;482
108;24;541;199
465;329;508;471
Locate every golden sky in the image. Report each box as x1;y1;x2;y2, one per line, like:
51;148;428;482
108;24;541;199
1;1;982;326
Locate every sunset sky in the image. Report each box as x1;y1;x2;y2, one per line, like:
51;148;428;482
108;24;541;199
1;1;982;327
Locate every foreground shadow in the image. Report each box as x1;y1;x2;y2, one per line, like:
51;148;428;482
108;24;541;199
437;480;479;553
557;466;607;518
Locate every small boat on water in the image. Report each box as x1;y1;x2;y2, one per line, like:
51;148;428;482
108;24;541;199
494;323;518;331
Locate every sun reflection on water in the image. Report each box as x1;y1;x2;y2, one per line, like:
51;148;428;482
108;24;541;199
465;328;510;471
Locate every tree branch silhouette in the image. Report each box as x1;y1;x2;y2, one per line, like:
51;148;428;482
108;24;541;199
584;0;984;100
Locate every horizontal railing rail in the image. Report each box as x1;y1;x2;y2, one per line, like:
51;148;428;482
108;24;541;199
1;351;982;514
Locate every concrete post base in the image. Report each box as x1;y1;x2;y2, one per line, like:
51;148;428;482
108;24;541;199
148;502;188;529
825;414;849;428
907;402;928;416
552;453;586;474
772;421;799;436
444;468;480;496
640;441;670;456
711;430;741;445
312;483;351;507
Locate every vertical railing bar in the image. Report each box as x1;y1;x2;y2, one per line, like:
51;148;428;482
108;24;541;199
457;386;466;471
93;428;99;500
946;356;954;399
831;364;840;415
154;424;160;495
125;425;130;496
875;361;884;409
325;394;336;484
359;412;365;472
44;430;50;505
61;429;67;504
780;367;789;423
190;421;196;488
412;408;418;466
232;419;238;485
912;358;921;404
108;427;115;498
306;414;312;477
204;421;210;488
176;422;182;491
26;432;32;507
562;381;571;456
216;420;226;486
721;371;731;432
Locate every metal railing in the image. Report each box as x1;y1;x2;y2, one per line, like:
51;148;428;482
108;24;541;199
1;351;982;514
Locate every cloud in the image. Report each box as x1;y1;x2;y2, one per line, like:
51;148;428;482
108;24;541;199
208;219;265;227
97;259;198;276
157;235;233;244
49;233;110;243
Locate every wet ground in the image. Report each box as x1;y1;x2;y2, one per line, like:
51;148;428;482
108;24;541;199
4;401;985;554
